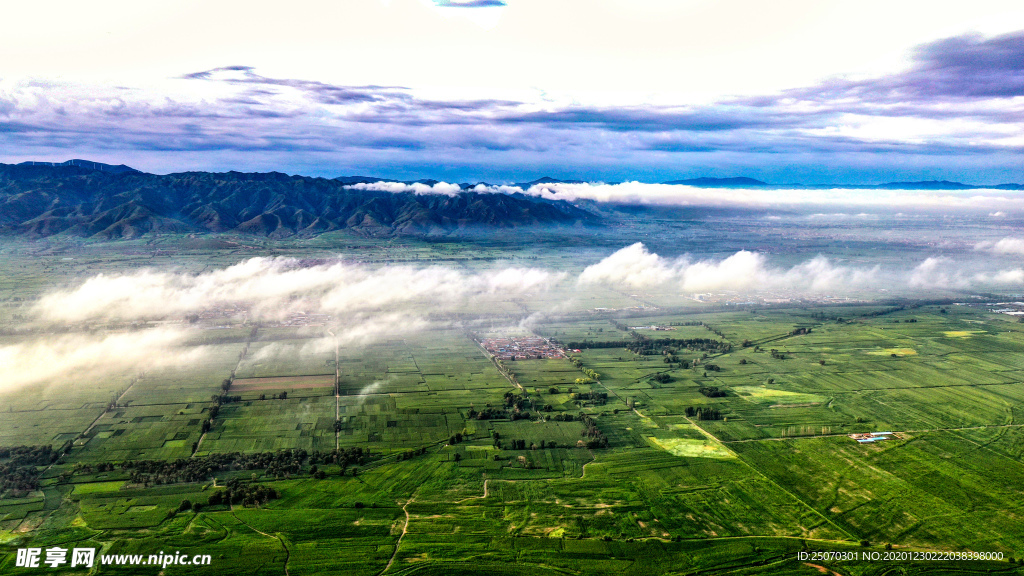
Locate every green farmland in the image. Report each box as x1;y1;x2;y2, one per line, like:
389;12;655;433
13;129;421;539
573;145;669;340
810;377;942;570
2;238;1024;575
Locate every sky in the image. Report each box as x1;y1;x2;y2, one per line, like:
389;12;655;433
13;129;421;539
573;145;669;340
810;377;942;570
1;0;1024;183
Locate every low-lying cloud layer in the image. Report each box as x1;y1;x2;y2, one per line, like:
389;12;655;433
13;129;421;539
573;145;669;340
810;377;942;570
34;257;561;324
522;182;1024;213
344;181;465;196
580;243;1024;293
343;180;1024;214
8;243;1023;393
976;237;1024;255
0;328;203;392
8;259;562;391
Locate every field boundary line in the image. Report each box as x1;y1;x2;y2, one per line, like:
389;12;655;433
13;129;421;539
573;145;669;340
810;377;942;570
231;507;291;576
378;496;414;575
687;416;858;543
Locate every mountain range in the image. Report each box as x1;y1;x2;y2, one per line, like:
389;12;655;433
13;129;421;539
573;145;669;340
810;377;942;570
2;161;1022;240
0;163;594;240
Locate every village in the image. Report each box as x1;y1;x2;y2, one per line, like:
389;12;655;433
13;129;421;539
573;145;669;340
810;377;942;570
481;336;566;360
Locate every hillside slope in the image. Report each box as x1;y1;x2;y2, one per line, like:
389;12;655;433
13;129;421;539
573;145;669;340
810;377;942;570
0;164;596;239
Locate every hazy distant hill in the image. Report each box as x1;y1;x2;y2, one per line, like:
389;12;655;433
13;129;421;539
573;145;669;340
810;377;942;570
0;163;596;240
17;159;141;175
662;177;767;187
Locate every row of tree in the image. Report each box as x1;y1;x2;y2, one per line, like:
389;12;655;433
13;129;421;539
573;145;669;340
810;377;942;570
109;448;371;485
560;337;731;356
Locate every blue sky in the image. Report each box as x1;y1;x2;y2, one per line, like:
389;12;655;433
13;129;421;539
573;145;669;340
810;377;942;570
1;0;1024;183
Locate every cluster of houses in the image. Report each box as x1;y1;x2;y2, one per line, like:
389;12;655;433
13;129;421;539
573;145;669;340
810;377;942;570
850;431;896;444
482;336;565;360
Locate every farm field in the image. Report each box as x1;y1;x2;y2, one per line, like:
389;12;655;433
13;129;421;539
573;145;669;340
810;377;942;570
2;239;1024;575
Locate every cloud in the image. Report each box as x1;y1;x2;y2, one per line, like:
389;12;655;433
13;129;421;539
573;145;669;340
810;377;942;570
580;243;1018;295
579;243;880;294
433;0;506;6
975;237;1024;255
33;257;562;325
4;30;1024;181
0;328;203;392
344;181;464;196
577;242;677;288
19;258;563;390
804;31;1024;101
520;181;1024;213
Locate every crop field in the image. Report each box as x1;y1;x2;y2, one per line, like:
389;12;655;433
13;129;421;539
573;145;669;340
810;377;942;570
2;240;1024;575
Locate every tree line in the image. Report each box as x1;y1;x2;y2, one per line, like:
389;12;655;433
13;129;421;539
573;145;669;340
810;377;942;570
558;336;731;356
88;448;372;486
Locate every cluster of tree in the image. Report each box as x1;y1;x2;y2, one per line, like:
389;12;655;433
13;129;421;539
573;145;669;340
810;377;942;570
551;413;578;422
650;373;673;384
207;480;280;507
571;391;608;404
698;386;727;398
307;447;369;469
790;327;813;335
769;349;787;360
574;377;594;385
579;367;600;380
467;407;506;420
72;462;117;474
0;446;59;496
685;406;723;420
579;413;609;448
703;363;721;372
397;447;429;461
449;433;465;445
503;391;532;412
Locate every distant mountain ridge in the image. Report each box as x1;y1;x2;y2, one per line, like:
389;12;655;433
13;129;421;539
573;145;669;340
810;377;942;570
0;163;595;240
17;159;140;175
662;177;768;187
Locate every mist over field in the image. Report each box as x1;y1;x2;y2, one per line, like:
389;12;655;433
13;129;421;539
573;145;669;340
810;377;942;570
4;223;1022;393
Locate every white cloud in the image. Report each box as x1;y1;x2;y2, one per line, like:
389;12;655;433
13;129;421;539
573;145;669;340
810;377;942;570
520;182;1024;213
580;243;1020;295
975;237;1024;255
0;328;203;392
577;242;677;288
344;181;464;196
33;257;561;324
579;243;884;294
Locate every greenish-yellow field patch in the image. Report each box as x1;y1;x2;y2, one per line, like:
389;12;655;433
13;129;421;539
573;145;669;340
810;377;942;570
867;348;917;356
647;437;735;459
72;481;125;495
732;386;825;405
943;330;984;338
